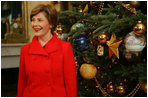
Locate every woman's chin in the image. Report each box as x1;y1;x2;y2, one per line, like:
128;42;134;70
34;32;41;37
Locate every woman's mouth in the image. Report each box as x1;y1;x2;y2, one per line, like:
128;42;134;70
33;27;42;32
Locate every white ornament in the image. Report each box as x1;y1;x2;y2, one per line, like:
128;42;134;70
124;31;146;52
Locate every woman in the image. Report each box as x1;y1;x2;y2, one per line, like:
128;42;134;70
17;4;77;97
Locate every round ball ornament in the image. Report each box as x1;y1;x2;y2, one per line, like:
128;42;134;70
124;31;146;53
55;24;63;34
98;33;108;44
143;84;147;93
74;34;90;51
71;23;84;31
133;21;146;34
141;83;147;93
116;84;125;94
57;33;68;41
80;63;97;79
107;83;115;93
129;1;141;8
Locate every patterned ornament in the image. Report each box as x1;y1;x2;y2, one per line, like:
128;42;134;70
98;33;108;44
129;1;141;8
71;23;84;31
80;63;97;79
106;33;122;59
74;34;90;51
97;45;104;56
133;21;146;34
124;31;146;53
116;83;125;94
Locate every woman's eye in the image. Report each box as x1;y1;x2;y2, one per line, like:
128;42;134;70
32;18;35;22
38;19;43;21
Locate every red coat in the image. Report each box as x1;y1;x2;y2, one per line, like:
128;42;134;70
17;33;77;97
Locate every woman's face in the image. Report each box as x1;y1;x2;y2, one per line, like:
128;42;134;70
31;12;52;37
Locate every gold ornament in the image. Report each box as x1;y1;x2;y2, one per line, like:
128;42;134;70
83;4;89;13
80;63;97;79
83;57;90;63
116;83;125;94
97;45;104;56
75;58;79;74
129;1;140;8
98;33;108;44
133;21;146;34
143;84;147;93
91;39;100;46
141;83;147;94
98;1;105;15
55;24;63;34
106;33;122;59
122;3;137;14
107;83;115;93
67;36;72;42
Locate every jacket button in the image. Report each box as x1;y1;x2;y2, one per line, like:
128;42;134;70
46;70;50;73
30;71;35;74
48;82;50;86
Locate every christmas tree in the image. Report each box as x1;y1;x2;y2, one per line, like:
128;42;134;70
56;1;147;97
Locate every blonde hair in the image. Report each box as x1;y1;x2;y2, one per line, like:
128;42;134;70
30;4;58;34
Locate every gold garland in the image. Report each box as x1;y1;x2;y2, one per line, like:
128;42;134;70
98;1;105;15
94;77;141;97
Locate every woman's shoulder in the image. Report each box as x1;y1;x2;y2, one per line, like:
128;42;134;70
21;43;31;52
57;38;71;48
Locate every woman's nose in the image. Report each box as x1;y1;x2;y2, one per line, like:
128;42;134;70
32;21;38;26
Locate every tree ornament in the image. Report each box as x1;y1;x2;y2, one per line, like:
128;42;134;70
91;39;100;46
67;36;72;42
98;1;105;15
83;4;89;13
141;83;147;94
90;1;98;8
107;82;115;93
75;57;79;74
122;3;137;14
73;34;90;51
124;31;146;53
133;21;146;34
143;83;147;94
79;5;83;12
98;32;108;44
106;33;122;59
129;1;141;8
97;45;104;56
123;51;141;63
55;24;63;34
79;63;97;79
83;57;90;63
116;83;125;94
57;33;68;41
70;23;84;31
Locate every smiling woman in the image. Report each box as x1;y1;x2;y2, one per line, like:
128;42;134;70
17;4;77;97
